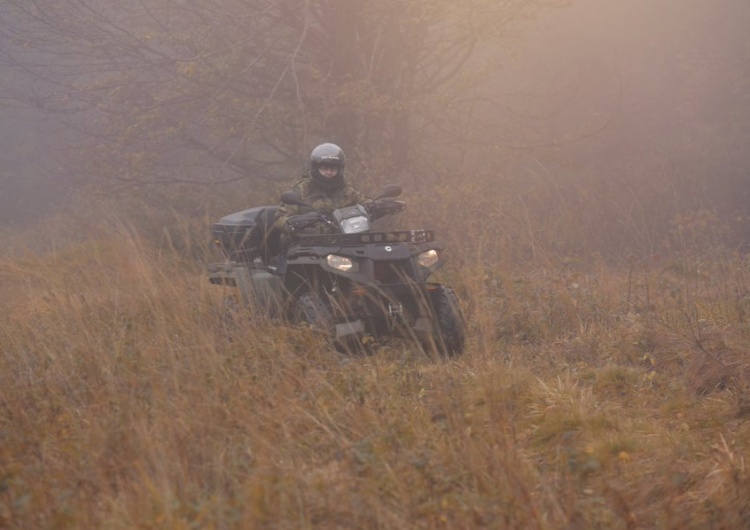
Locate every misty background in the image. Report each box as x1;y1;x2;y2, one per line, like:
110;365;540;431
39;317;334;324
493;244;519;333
504;0;750;201
1;0;748;259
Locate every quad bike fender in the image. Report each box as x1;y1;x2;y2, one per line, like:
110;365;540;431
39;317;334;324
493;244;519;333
208;262;239;286
209;262;285;316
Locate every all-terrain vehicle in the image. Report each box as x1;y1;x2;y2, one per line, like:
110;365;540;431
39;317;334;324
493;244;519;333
208;185;465;357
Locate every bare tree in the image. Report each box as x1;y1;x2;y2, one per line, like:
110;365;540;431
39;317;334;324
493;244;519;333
0;0;559;192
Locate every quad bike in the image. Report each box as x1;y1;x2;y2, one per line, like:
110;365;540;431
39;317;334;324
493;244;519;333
208;185;465;357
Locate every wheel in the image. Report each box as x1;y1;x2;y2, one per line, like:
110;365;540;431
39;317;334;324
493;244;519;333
294;291;334;335
427;285;466;357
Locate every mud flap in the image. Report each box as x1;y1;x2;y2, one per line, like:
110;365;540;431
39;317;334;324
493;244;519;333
209;262;285;318
335;319;365;339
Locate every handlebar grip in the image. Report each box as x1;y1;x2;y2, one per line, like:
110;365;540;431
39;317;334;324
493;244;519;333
371;199;406;218
286;213;321;232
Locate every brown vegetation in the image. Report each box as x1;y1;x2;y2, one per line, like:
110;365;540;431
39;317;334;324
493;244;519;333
1;2;748;525
1;186;748;529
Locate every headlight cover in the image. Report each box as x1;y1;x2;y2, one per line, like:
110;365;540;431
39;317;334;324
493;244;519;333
327;254;357;272
340;215;370;234
417;249;440;268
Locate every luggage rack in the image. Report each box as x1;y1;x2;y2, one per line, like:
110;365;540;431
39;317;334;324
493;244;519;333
296;229;435;247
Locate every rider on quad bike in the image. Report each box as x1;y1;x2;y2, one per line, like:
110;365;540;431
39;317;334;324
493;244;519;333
208;143;466;357
274;143;369;240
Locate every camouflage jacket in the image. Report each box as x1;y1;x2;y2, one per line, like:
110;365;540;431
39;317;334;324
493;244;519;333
273;173;370;235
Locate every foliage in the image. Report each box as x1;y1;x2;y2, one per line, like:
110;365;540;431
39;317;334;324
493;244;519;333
1;196;749;528
0;0;559;192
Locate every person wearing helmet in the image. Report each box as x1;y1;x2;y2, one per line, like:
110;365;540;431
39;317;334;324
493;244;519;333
273;143;370;236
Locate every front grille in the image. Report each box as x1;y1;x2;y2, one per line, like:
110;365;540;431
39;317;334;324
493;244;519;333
373;259;414;284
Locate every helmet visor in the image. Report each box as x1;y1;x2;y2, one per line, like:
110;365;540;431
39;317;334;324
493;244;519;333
317;163;341;177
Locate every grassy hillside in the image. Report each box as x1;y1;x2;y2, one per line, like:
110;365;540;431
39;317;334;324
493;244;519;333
1;206;749;529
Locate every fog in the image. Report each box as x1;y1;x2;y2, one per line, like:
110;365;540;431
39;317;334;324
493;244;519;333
502;0;750;175
1;0;749;235
0;104;72;225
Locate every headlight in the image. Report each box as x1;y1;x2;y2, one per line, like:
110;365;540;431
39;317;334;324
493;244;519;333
327;254;357;272
417;249;439;268
340;215;370;234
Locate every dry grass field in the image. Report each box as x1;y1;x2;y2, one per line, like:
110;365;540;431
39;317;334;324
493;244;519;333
1;201;749;529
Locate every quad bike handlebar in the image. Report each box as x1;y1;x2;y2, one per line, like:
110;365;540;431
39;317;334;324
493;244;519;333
283;181;406;236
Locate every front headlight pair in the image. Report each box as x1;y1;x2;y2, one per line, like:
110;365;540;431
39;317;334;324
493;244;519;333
327;250;439;272
417;249;440;269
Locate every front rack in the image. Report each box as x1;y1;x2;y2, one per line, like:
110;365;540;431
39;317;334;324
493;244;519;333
296;229;435;247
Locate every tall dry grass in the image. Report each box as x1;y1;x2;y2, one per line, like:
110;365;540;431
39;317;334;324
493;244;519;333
1;191;749;529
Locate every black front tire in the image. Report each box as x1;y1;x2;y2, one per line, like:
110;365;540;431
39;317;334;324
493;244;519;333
429;285;466;357
294;291;334;335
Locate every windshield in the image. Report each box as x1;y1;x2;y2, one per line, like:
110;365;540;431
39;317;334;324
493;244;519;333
334;205;370;234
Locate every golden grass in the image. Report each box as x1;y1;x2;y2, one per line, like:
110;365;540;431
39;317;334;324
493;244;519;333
1;216;749;529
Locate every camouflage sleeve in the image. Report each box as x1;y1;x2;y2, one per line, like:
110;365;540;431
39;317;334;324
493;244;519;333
351;185;373;211
346;184;370;206
273;201;300;235
273;180;305;235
